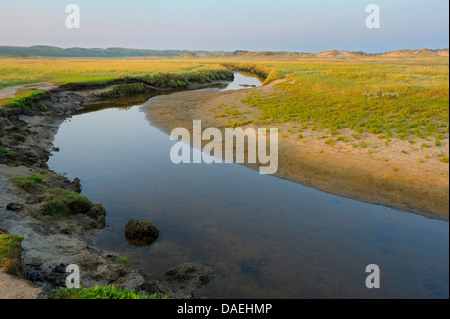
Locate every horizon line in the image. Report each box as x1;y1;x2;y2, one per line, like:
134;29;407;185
1;45;449;55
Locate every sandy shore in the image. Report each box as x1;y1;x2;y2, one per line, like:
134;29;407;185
141;83;449;221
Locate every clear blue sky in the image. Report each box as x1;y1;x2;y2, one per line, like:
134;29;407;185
0;0;448;52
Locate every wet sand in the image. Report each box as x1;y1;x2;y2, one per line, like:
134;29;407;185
141;83;449;221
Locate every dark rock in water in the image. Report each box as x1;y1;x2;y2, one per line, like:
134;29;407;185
159;264;214;299
52;147;60;152
125;219;159;247
6;203;24;211
163;263;212;289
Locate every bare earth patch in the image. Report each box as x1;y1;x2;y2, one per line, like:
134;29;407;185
0;83;58;102
0;270;46;299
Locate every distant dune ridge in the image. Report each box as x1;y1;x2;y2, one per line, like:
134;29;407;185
0;45;188;57
197;49;449;58
381;48;449;57
0;45;448;58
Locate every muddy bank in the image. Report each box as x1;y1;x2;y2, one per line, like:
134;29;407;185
141;86;449;221
0;83;218;298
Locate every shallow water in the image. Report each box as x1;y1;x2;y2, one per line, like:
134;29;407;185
48;73;449;299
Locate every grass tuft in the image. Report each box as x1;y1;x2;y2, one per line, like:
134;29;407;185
0;234;25;277
10;174;45;193
50;285;169;299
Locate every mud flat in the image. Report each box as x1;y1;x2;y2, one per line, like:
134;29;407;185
141;83;449;221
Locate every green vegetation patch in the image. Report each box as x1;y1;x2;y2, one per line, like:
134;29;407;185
0;234;25;277
46;188;93;215
10;174;45;193
42;199;70;218
240;59;448;140
3;90;48;110
51;285;167;299
440;156;450;163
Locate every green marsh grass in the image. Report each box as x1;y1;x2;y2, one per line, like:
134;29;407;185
236;57;448;140
51;285;169;299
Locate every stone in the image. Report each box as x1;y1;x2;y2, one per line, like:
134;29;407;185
124;219;159;246
6;203;24;211
86;204;106;228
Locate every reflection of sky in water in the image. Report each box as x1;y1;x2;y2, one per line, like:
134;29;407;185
222;72;262;91
48;76;448;299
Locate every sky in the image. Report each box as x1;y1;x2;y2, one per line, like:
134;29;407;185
0;0;448;52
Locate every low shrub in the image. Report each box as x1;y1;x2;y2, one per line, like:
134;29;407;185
46;188;93;214
42;199;70;218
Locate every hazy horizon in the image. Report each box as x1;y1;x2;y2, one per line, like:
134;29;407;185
0;0;448;53
1;44;448;54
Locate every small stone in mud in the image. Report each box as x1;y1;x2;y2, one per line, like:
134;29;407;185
124;219;159;247
6;203;24;211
